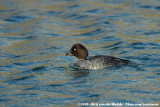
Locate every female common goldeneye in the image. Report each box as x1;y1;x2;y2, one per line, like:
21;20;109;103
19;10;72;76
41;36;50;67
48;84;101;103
65;43;129;69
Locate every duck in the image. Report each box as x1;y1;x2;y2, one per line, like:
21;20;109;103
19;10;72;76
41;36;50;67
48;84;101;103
65;43;129;69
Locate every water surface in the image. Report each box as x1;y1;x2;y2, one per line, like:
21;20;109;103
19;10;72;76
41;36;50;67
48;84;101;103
0;0;160;107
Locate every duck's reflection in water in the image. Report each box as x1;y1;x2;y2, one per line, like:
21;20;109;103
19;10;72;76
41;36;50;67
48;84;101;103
70;69;90;79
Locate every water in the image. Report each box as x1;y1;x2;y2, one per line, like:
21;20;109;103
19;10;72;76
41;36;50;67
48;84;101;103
0;0;160;107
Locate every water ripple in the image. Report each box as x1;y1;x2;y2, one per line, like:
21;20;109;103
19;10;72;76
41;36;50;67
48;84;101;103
4;15;31;23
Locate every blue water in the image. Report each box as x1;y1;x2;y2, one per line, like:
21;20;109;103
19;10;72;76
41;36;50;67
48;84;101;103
0;0;160;107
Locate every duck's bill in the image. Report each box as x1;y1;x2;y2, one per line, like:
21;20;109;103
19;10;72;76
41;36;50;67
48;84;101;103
65;51;73;56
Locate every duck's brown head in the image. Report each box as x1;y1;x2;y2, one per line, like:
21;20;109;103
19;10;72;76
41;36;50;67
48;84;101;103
65;43;88;60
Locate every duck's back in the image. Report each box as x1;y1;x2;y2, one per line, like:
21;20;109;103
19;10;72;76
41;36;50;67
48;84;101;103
75;55;129;69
